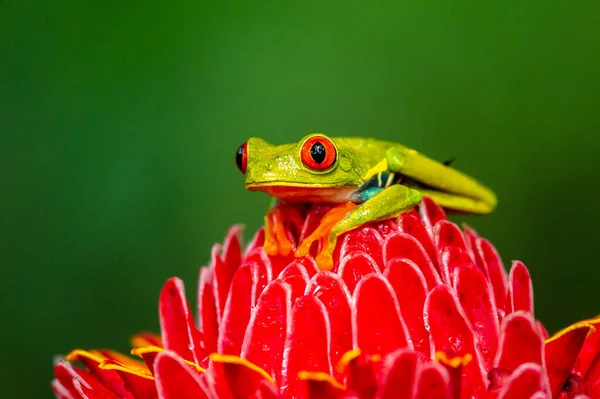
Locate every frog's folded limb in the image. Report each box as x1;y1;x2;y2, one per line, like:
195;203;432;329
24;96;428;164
264;207;291;256
296;185;422;270
295;202;358;270
264;203;306;257
386;147;497;214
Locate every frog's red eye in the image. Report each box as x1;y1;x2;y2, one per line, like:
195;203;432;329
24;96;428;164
300;136;337;171
236;142;248;173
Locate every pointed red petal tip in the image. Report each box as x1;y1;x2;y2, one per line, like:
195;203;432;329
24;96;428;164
159;278;205;365
54;202;600;399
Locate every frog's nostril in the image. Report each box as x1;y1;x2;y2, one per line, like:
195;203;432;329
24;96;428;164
266;163;273;170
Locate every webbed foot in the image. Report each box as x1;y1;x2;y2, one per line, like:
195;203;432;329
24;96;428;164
295;202;358;270
264;203;305;257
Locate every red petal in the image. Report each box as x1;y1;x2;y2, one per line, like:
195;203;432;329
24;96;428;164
494;311;543;372
198;267;218;354
297;372;346;399
277;262;310;303
130;346;162;375
439;246;476;286
210;246;227;318
545;323;593;397
585;356;600;398
51;380;78;399
256;380;279;399
369;218;398;239
537;321;550;341
244;227;265;255
64;350;130;397
419;197;447;235
306;271;353;373
434;220;469;253
241;280;292;387
398;212;438;272
435;352;471;399
222;224;243;271
282;295;333;397
454;264;499;368
383;231;441;290
339;226;385;271
354;274;412;356
155;351;208;399
210;354;275;399
376;349;419;399
473;237;508;310
159;278;204;364
339;251;380;293
270;252;300;279
101;364;157;399
242;247;274;301
414;363;452;399
578;328;600;377
213;226;243;320
54;360;120;399
340;350;379;398
424;285;487;396
497;363;545;399
217;264;257;355
384;258;430;357
294;256;320;278
505;261;533;315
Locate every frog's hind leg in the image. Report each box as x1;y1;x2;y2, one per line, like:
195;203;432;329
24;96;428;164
264;200;306;257
295;202;358;266
386;147;497;214
414;189;493;214
296;184;422;270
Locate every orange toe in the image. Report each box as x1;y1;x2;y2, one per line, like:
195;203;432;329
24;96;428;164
295;202;357;267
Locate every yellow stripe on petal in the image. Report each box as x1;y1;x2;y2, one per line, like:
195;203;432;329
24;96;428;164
298;371;346;391
209;353;273;385
98;350;147;368
435;351;473;368
335;348;362;374
66;349;106;364
181;358;205;373
131;345;164;357
99;359;155;380
131;346;205;373
545;319;598;345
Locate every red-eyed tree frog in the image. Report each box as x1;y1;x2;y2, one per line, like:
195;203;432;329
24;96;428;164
235;133;497;270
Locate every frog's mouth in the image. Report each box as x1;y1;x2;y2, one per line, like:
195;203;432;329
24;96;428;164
246;182;356;203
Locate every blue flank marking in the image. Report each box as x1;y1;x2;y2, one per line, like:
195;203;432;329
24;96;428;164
355;186;384;203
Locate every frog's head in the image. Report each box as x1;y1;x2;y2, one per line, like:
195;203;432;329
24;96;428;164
235;134;362;203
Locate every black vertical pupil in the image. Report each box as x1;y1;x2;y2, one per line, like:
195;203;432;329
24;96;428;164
310;142;326;164
236;144;244;170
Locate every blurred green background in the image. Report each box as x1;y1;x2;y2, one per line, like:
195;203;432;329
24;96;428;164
1;1;599;397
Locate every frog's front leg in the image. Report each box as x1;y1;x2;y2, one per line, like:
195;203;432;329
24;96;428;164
296;185;422;270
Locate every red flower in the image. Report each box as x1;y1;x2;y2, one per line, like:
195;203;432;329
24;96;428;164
52;198;600;399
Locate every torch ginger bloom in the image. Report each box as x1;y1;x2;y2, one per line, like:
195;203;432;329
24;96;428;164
53;198;600;399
